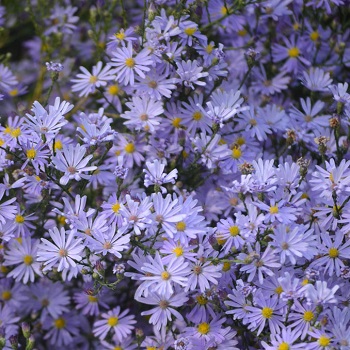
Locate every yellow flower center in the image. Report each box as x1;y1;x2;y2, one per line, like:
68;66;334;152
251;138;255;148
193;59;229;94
54;317;66;329
15;215;25;224
172;246;184;257
89;75;98;83
192;111;202;121
197;322;210;334
222;261;231;272
88;295;98;303
2;290;12;301
54;140;63;151
196;295;208;305
216;234;226;245
303;310;314;322
236;136;246;145
176;221;186;232
9;89;18;97
0;138;4;147
107;316;119;327
221;6;228;15
112;202;121;213
261;307;273;319
108;84;120;95
184;27;196;36
275;286;283;295
23;255;33;265
328;247;339;258
148;80;158;89
288;47;300;58
124;143;135;153
125;58;135;68
115;31;125;40
310;31;319;41
26;148;36;159
172;117;182;128
161;271;171;280
278;343;289;350
238;28;247;36
293;22;300;31
229;225;240;236
302;278;309;286
114;347;123;350
232;148;242;159
206;44;214;54
270;205;279;214
318;335;330;347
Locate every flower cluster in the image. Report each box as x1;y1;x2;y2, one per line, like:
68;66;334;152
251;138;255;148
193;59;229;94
1;0;350;349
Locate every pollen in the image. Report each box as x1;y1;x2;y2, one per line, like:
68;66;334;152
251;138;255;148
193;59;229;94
172;117;182;128
112;202;121;213
107;316;119;327
124;142;135;153
23;255;33;265
269;205;279;214
140;114;148;121
275;286;283;295
184;27;196;36
222;261;231;272
229;225;240;236
303;310;314;322
148;80;158;89
89;75;98;83
310;31;319;41
192;111;202;121
236;136;246;145
261;307;273;319
54;317;66;329
108;84;120;95
288;47;300;58
328;247;339;258
88;295;98;303
216;234;226;245
103;242;112;249
196;295;208;305
238;28;247;36
278;343;289;350
159;300;169;309
9;88;18;97
0;138;4;147
232;148;242;159
10;127;21;137
15;215;25;224
26;148;36;159
176;221;186;231
115;31;125;40
329;173;334;182
172;246;184;257
58;248;68;257
249;119;257;126
197;322;210;335
161;271;171;280
206;44;214;54
221;6;228;15
318;335;330;347
193;265;202;275
67;166;77;174
125;57;135;68
2;290;12;301
114;347;122;350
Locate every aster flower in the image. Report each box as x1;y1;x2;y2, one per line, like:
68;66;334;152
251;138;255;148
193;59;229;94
71;61;116;97
37;226;84;273
51;143;97;185
143;159;178;193
237;243;281;284
261;326;306;349
21;139;50;175
121;95;164;132
301;67;332;91
302;280;339;305
110;42;153;86
0;63;18;94
136;252;190;298
136;291;188;330
185;259;222;293
0;304;20;340
176;60;209;89
73;289;109;316
43;312;81;347
246;292;284;335
44;5;78;35
86;222;130;257
3;237;42;283
93;306;136;341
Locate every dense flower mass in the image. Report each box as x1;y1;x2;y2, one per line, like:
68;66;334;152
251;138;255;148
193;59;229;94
1;0;350;349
